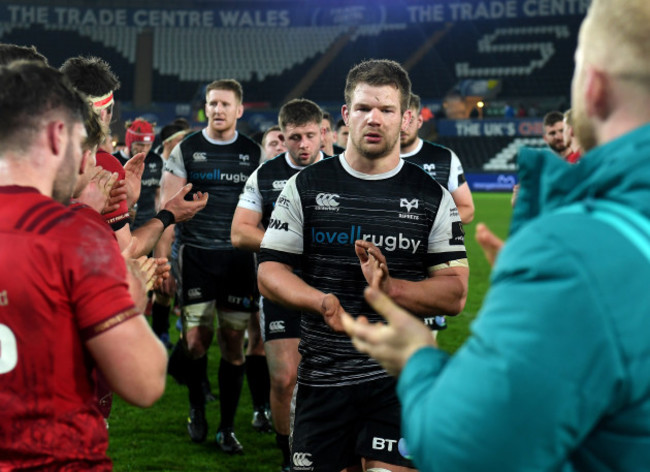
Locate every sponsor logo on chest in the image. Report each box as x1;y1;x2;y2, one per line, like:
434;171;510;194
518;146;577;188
311;225;421;254
399;197;421;220
272;180;287;190
189;168;248;183
315;193;340;211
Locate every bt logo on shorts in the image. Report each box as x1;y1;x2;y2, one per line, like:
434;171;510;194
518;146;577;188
372;436;399;452
228;295;252;308
269;321;285;333
187;288;202;300
292;452;313;470
315;193;340;211
423;316;446;328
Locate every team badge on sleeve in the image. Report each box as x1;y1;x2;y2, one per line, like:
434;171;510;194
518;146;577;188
449;221;465;246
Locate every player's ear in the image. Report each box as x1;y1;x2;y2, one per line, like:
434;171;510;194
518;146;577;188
341;105;349;126
401;108;413;132
47;120;65;158
79;148;92;175
236;103;244;119
584;66;611;121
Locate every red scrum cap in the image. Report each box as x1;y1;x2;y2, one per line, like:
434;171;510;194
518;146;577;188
125;118;155;152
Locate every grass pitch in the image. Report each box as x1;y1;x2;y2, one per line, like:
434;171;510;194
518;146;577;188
108;192;513;472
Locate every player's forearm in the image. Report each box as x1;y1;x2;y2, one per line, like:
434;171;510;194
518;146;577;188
87;316;167;408
231;224;265;252
458;203;475;224
387;269;468;316
258;261;324;315
452;184;475;224
154;225;175;259
130;219;165;257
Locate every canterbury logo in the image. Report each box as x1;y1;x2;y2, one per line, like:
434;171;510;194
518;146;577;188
272;180;287;190
269;321;285;332
315;193;339;208
192;152;207;161
293;452;313;467
400;198;419;212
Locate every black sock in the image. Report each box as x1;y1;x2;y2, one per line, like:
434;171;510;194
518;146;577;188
151;302;170;337
187;354;207;409
245;354;270;410
276;433;290;467
167;341;188;385
218;358;245;430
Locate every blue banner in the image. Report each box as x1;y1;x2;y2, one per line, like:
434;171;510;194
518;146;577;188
437;118;544;137
466;173;518;192
1;1;590;28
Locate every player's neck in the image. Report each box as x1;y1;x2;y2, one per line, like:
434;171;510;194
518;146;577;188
343;147;401;175
0;159;54;197
206;126;237;142
400;138;421;154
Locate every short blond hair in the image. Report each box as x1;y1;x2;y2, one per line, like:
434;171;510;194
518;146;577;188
580;0;650;87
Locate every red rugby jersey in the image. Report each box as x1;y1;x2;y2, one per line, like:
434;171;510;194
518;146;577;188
0;186;137;470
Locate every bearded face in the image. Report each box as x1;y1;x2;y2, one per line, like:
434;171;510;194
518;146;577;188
52;123;85;204
345;84;406;161
400;109;420;150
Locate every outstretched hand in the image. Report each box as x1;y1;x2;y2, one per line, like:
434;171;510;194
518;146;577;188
341;286;436;376
77;165;120;213
355;240;391;293
124;152;146;208
163;183;209;223
475;223;504;267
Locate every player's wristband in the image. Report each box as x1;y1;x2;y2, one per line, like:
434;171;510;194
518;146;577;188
154;209;175;229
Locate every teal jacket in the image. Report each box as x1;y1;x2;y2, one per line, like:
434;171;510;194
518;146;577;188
397;124;650;471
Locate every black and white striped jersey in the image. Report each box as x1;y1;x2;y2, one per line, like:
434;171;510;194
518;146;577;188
165;129;262;250
114;149;163;229
260;154;466;387
237;151;326;229
401;139;466;192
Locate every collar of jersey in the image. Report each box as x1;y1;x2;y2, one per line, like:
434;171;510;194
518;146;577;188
201;129;238;145
339;153;404;180
399;138;423;158
284;151;324;170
